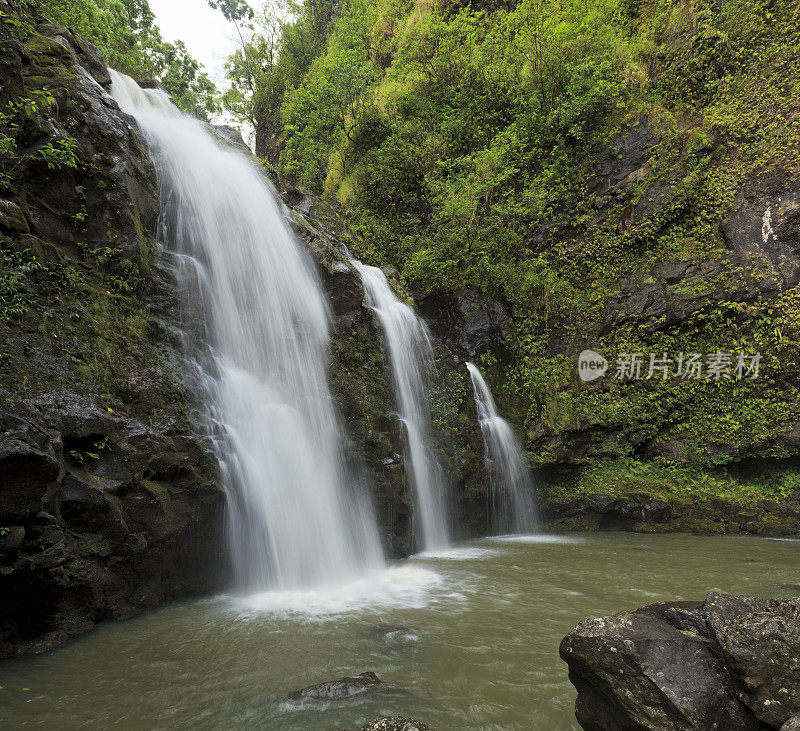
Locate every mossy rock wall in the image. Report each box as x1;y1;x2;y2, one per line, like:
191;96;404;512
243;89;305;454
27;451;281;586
0;1;224;658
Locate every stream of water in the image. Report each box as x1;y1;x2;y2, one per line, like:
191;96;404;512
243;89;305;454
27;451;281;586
109;72;384;590
354;262;451;552
466;362;539;534
2;533;796;729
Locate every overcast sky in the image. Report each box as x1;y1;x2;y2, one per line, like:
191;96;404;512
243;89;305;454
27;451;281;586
149;0;243;87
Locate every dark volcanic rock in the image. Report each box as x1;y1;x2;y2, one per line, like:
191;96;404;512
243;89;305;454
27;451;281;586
722;169;800;289
137;78;168;93
361;717;432;731
587;118;656;198
288;671;407;701
543;492;800;536
414;287;513;361
0;1;224;658
561;591;800;730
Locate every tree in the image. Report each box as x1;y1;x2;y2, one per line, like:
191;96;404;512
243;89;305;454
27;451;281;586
39;0;220;120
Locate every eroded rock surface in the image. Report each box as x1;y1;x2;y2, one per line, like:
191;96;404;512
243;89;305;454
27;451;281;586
561;591;800;730
0;0;223;657
544;491;800;536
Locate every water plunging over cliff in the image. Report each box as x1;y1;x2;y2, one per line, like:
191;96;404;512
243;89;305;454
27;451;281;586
353;263;451;551
109;71;384;590
466;363;538;534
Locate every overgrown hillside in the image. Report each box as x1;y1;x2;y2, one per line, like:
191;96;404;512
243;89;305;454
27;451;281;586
250;0;800;509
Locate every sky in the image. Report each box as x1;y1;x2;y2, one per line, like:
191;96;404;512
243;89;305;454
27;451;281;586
148;0;242;88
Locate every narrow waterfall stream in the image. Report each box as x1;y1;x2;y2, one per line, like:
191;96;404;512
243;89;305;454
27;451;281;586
109;72;384;591
467;362;539;534
353;263;451;551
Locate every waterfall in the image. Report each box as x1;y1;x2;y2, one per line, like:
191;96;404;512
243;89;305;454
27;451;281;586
353;263;451;551
109;71;384;591
466;363;539;535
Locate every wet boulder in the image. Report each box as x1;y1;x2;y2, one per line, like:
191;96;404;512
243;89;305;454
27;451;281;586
288;671;407;701
561;591;800;730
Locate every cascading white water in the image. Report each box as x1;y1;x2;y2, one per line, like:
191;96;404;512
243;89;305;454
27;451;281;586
109;71;384;591
466;362;539;535
353;263;451;551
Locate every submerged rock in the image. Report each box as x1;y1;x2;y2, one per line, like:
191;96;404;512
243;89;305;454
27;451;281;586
368;624;420;654
288;671;407;701
561;591;800;730
361;717;432;731
370;623;418;643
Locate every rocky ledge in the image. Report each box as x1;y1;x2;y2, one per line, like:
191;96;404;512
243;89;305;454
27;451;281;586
544;492;800;537
561;591;800;730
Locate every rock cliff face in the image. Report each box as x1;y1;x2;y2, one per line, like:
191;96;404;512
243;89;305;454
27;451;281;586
412;111;800;531
561;592;800;731
0;0;225;658
0;0;489;655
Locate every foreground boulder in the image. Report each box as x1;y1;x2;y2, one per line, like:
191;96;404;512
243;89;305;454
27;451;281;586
560;591;800;730
288;671;407;701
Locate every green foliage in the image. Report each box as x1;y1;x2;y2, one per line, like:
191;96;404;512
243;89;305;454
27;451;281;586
0;90;79;185
543;455;800;508
208;0;254;22
234;0;800;503
218;0;338;157
67;437;107;466
38;0;219;119
0;249;42;321
282;44;376;185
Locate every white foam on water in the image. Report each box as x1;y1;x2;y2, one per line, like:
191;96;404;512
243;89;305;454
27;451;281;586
413;547;498;560
221;565;444;618
487;534;582;545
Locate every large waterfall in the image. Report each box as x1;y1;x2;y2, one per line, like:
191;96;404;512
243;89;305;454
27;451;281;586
353;263;451;551
466;363;538;534
109;71;384;591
